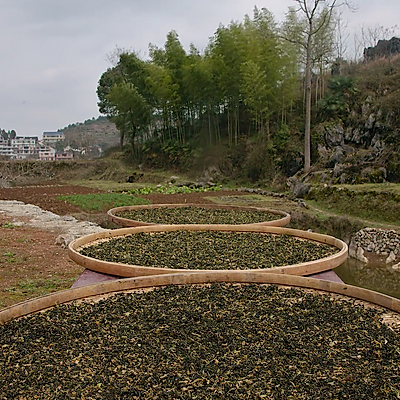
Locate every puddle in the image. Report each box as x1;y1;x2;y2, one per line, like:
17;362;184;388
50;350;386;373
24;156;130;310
335;257;400;299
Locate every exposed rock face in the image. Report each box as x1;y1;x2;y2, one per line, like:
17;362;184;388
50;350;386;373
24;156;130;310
287;177;309;198
364;37;400;60
324;125;344;147
319;125;357;171
285;156;303;177
349;228;400;264
316;110;396;183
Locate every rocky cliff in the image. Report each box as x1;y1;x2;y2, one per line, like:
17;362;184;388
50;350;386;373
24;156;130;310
364;37;400;60
312;55;400;184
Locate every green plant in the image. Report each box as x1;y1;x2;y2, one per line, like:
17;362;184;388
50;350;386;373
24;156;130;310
317;76;357;121
127;185;221;196
57;193;150;212
5;278;75;295
273;124;290;152
1;222;16;229
3;251;17;263
306;185;400;225
140;139;194;170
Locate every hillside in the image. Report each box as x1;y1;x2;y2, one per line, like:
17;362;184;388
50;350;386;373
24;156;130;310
55;54;400;185
308;54;400;185
58;116;120;151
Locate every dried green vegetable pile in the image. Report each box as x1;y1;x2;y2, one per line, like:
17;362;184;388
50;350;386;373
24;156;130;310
115;206;281;225
1;283;399;399
79;231;337;269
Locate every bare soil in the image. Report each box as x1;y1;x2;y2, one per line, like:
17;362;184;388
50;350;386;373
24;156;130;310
0;183;103;215
0;184;242;309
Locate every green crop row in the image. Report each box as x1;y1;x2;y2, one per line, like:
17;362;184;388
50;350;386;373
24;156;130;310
127;185;221;195
57;193;150;212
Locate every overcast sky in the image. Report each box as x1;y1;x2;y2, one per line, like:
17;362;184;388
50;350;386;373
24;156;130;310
1;0;399;138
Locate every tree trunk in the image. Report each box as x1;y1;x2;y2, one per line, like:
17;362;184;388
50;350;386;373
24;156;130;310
120;131;125;149
227;106;231;146
304;33;312;173
208;107;212;145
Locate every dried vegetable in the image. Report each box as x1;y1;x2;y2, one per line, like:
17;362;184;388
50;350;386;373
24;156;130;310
1;283;399;399
116;206;281;225
79;231;337;270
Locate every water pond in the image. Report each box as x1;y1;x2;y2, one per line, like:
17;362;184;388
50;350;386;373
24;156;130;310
335;257;400;299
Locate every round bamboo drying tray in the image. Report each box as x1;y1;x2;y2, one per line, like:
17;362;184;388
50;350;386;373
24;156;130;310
68;224;348;278
0;272;399;323
2;273;399;399
107;203;291;227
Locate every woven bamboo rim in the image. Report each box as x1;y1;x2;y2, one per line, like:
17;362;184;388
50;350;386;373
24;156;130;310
68;224;348;277
107;203;290;227
1;272;399;324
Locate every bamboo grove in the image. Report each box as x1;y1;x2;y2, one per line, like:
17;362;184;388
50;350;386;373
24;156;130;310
97;5;338;173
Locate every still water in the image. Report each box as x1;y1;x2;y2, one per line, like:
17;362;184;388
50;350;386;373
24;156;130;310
334;257;400;299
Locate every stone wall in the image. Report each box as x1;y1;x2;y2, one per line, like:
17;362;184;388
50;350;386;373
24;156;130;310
349;227;400;269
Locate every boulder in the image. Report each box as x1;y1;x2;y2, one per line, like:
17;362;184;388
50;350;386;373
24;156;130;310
169;176;179;184
386;251;396;264
0;179;10;188
333;163;344;178
287;177;310;198
342;144;355;154
356;247;369;263
285;157;303;177
365;113;376;130
330;146;344;166
349;239;368;263
324;125;344;148
392;262;400;270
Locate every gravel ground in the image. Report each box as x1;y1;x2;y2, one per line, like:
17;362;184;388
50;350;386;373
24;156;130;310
0;200;105;247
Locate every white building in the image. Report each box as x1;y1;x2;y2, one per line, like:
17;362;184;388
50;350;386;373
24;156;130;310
37;143;57;160
0;134;74;161
0;140;14;157
42;131;65;145
55;152;74;160
11;137;39;159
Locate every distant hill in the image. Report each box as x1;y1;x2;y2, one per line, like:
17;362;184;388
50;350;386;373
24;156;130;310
58;116;120;151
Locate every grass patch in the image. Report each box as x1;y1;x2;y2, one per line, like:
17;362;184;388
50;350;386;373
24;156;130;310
1;222;16;229
307;186;400;227
206;194;295;211
57;193;150;212
16;236;29;244
288;209;366;241
4;277;76;302
333;183;400;194
64;169;193;191
2;251;17;263
309;197;400;225
65;179;159;192
126;185;222;196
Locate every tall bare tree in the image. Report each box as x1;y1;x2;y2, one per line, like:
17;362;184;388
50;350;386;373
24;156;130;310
282;0;353;173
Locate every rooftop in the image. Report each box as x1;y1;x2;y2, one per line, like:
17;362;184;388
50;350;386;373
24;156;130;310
43;132;64;136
